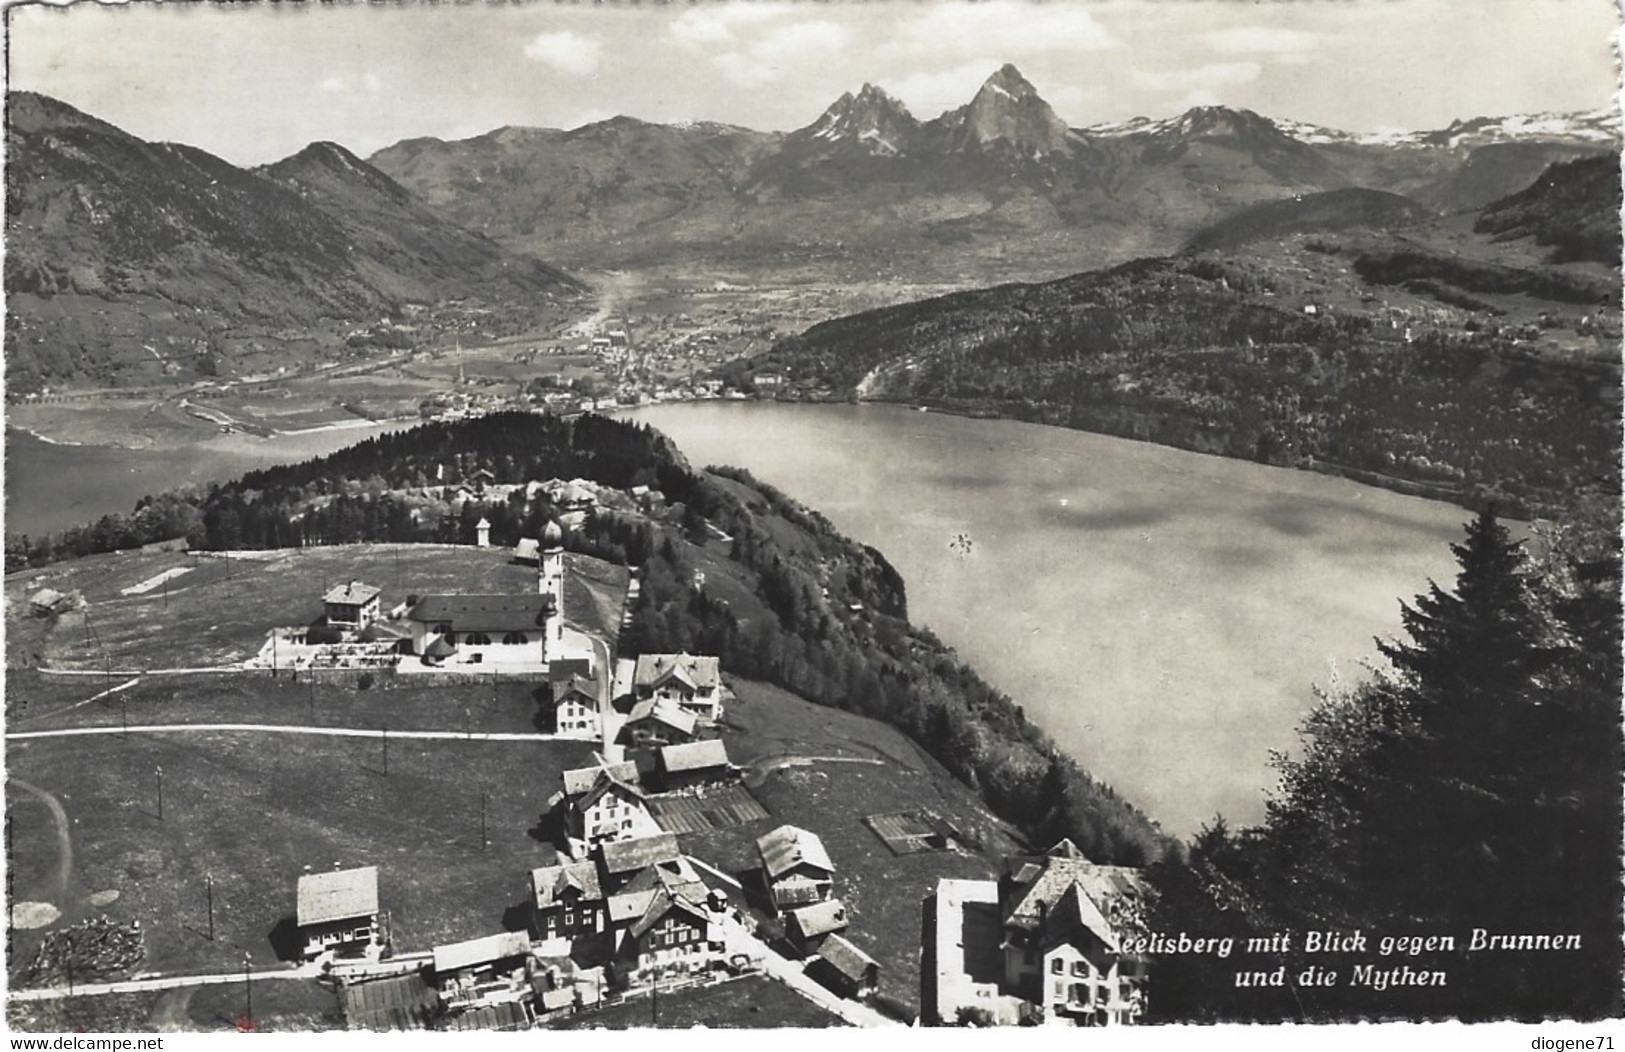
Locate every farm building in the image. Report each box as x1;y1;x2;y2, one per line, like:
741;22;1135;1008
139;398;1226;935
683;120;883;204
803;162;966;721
784;898;850;957
616;698;698;748
296;865;381;960
432;930;534;1013
654;739;733;791
324;581;382;630
757;825;836;912
615;887;714;984
632;652;724;722
808;934;879;999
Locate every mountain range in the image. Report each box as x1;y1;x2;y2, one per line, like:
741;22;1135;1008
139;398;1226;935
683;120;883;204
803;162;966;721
368;64;1619;276
4;91;583;391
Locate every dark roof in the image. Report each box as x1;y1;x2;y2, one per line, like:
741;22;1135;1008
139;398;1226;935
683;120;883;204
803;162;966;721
554;673;599;702
297;866;379;926
757;825;834;880
629;887;709;940
407;594;554;632
531;859;603;909
624;698;697;736
658;739;730;774
599;833;682;875
815;934;877;981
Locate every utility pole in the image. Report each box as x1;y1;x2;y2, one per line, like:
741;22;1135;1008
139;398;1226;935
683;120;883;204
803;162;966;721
381;725;389;777
206;872;215;941
156;765;164;821
120;691;128;740
480;790;488;851
243;952;252;1029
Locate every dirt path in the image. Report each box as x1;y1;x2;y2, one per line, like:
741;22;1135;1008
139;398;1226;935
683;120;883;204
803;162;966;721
9;777;73;902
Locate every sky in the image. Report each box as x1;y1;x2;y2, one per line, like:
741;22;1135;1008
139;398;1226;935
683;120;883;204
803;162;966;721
6;0;1622;166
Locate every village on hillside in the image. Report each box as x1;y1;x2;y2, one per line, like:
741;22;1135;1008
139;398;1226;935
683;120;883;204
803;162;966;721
8;482;1152;1031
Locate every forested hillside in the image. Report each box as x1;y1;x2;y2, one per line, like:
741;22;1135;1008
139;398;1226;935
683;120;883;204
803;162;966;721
761;249;1619;517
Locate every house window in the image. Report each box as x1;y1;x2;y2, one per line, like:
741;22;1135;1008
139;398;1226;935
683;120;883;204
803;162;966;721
466;632;492;646
1051;959;1063;974
1072;961;1089;977
504;631;528;645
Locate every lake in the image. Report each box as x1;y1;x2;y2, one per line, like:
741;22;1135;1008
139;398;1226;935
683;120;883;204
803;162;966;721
626;402;1469;837
5;423;413;538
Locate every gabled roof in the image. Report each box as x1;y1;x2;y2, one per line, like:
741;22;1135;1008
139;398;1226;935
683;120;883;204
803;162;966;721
515;538;541;562
531;859;603;909
658;739;731;774
628;887;710;940
599;833;682;875
634;653;721;693
1001;840;1147;942
1046;881;1121;955
787;899;849;939
297;866;379;926
579;767;645;810
562;761;639;799
757;825;835;880
324;582;381;605
623;698;697;737
815;934;877;982
432;930;531;973
407;593;554;632
555;673;599;703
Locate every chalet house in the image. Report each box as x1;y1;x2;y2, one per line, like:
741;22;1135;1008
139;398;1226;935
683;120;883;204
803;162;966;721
784;898;849;957
551;672;601;740
922;840;1148;1027
544;480;598;528
615;887;713;983
405;594;554;663
654;739;732;791
432;931;534;1013
514;537;542;565
324;581;382;630
29;588;81;618
997;840;1148;1026
616;698;698;749
808;934;879;999
554;761;661;857
757;825;836;912
632;653;724;722
530;858;605;946
296;865;381;960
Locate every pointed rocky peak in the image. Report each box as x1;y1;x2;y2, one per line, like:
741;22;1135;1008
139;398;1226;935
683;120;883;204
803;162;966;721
796;82;919;156
261;140;412;204
944;63;1073;156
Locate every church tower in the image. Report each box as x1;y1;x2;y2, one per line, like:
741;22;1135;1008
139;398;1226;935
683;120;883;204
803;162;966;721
540;519;565;651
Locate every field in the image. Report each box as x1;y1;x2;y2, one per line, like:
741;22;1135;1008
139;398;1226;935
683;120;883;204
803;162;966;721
547;974;842;1029
6;981;344;1033
5;729;598;985
7;544;625;671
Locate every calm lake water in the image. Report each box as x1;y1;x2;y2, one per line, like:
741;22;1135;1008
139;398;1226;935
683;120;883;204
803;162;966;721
627;402;1469;836
4;423;413;538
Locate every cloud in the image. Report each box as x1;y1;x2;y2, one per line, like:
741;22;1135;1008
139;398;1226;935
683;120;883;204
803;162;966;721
670;4;790;48
708;19;851;88
1133;62;1262;96
1205;26;1322;55
885;3;1120;61
523;30;602;76
881;61;1004;118
317;73;383;95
